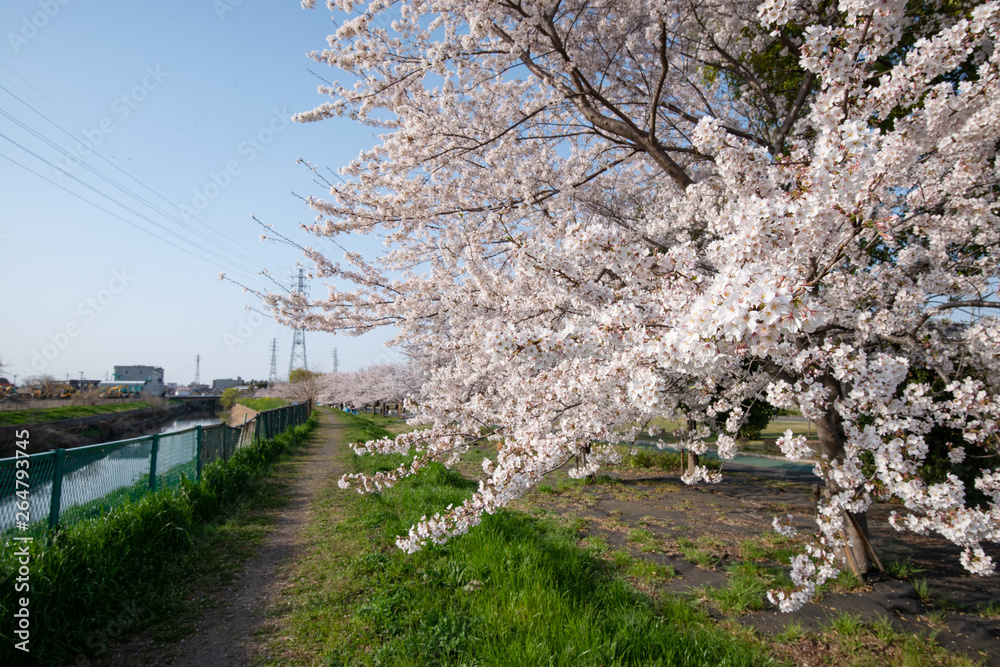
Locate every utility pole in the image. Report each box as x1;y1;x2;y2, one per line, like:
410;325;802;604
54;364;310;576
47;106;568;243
268;338;279;384
288;268;308;378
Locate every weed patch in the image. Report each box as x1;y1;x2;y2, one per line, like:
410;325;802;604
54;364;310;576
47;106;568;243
698;562;782;615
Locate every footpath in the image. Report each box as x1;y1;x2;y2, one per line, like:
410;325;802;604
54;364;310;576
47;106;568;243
94;409;349;667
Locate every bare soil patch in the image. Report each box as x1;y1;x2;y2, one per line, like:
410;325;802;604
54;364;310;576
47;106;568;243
512;459;1000;666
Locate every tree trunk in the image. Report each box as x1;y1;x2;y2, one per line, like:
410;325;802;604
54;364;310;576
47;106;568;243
683;419;699;477
685;449;699;477
812;373;871;575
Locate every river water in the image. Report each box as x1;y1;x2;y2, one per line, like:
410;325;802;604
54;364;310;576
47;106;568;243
158;415;225;434
1;413;226;532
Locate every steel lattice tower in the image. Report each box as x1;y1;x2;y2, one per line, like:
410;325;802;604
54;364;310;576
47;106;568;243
268;339;279;384
288;269;308;378
194;354;200;385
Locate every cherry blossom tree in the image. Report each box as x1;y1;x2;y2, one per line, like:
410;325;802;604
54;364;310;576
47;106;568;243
260;369;325;404
321;363;421;413
272;0;1000;609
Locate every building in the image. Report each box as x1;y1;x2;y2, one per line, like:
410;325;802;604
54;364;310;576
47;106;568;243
212;377;244;391
113;365;165;397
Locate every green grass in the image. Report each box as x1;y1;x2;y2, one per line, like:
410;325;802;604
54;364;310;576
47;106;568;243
0;413;316;666
737;532;800;564
0;402;154;426
818;567;867;594
627;527;662;553
698;562;783;615
912;577;933;604
623;555;677;583
235;396;287;411
675;536;724;569
800;611;980;666
975;601;1000;618
271;411;774;666
885;555;926;580
774;620;804;642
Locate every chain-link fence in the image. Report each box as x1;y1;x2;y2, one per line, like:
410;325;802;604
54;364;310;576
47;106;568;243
0;401;311;536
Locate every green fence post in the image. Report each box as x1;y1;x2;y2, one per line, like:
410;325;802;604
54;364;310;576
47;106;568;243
48;449;65;530
149;434;160;492
196;426;203;482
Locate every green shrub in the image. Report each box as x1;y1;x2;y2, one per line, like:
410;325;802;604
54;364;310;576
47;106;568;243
219;387;240;410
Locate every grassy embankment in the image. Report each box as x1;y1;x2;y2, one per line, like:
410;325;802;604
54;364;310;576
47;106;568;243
0;413;317;666
235;397;288;412
264;411;772;666
0;402;155;428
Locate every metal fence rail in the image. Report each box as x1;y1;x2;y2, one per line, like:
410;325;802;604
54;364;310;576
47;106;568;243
0;401;311;536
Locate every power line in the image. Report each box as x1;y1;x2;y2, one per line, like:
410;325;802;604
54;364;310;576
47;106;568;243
0;149;230;268
0;109;267;278
0;68;297;291
0;106;270;271
0;68;282;270
0;130;273;283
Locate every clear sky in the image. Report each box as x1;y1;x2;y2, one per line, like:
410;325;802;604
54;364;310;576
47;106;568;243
0;0;402;386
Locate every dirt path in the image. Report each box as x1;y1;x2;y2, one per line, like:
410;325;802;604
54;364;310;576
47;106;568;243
94;409;347;667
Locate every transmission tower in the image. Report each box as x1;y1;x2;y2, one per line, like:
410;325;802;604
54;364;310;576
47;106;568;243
268;339;279;384
194;354;201;385
333;347;339;373
288;269;308;378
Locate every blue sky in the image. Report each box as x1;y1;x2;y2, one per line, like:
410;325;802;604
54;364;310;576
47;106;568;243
0;0;402;386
